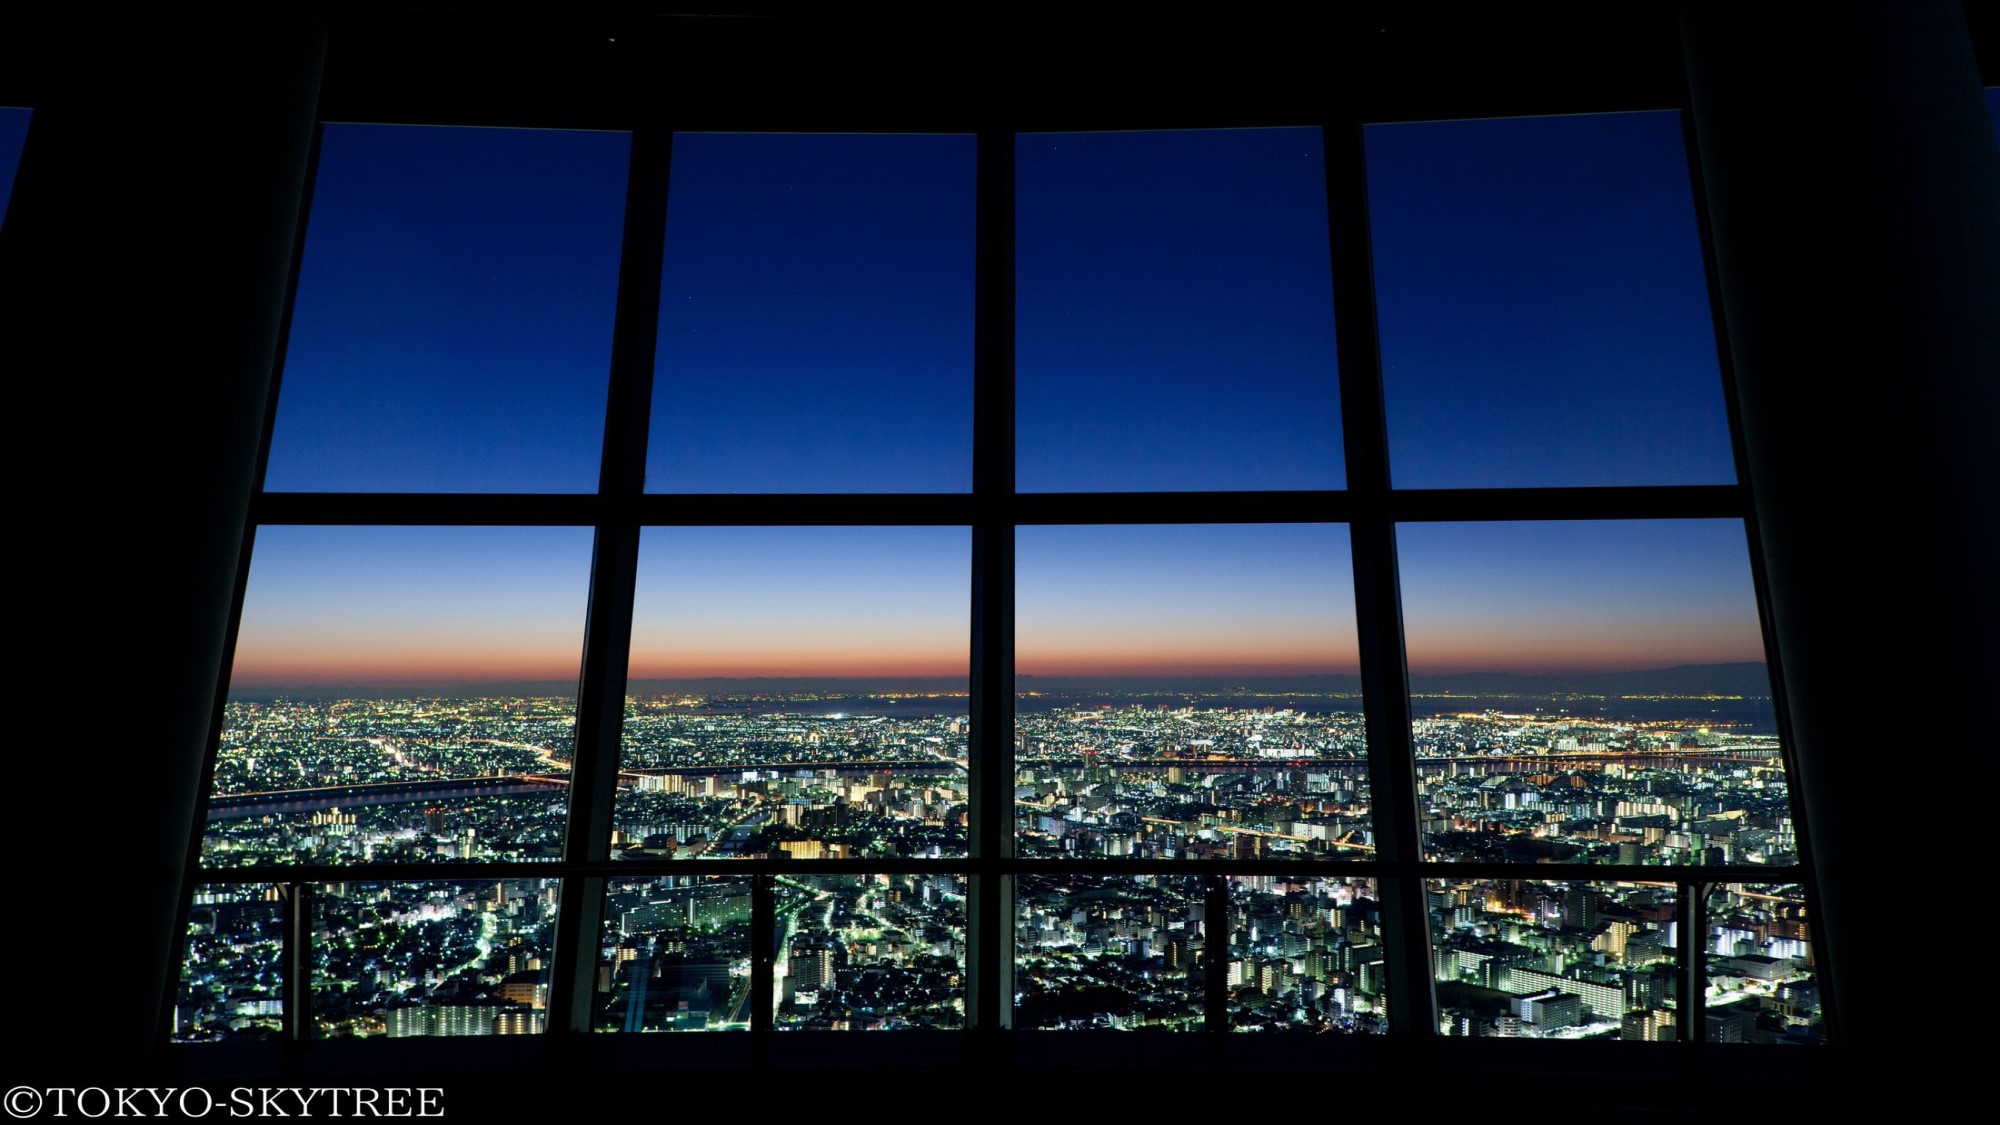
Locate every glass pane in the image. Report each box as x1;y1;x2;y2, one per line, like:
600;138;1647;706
204;527;592;866
617;527;969;859
265;124;628;492
311;879;560;1038
597;876;754;1032
1015;875;1206;1030
1225;875;1386;1034
649;134;974;493
1429;879;1679;1040
174;883;286;1042
1015;525;1367;860
1017;128;1344;491
1706;883;1824;1044
1368;111;1735;488
773;874;967;1030
1398;520;1789;865
0;106;29;222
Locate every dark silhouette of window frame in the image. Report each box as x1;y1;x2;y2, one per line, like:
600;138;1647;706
167;8;1834;1070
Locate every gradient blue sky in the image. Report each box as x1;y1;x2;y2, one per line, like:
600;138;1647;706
649;134;975;493
1368;110;1735;488
1397;519;1765;674
628;527;967;677
1017;127;1344;492
232;526;593;688
0;107;30;223
239;117;1788;686
1016;524;1358;676
264;124;628;493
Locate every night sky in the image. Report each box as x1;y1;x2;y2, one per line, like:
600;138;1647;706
0;107;30;223
1367;111;1734;488
650;133;975;493
231;117;1781;691
1016;127;1344;492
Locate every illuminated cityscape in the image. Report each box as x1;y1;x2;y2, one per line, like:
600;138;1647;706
1430;879;1680;1040
177;683;1817;1044
160;105;1832;1062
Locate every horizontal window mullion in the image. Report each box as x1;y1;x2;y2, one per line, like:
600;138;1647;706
251;486;1749;528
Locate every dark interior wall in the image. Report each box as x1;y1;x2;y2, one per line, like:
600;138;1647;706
1;0;1993;1107
1;12;325;1076
1685;2;1999;1098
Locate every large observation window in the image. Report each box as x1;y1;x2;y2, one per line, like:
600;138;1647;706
177;109;1828;1056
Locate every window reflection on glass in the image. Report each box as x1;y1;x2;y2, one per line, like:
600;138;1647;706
597;876;754;1032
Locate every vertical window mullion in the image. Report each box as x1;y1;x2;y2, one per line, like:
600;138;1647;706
284;881;311;1054
968;125;1017;1043
1204;875;1229;1037
549;127;673;1037
1322;112;1434;1039
752;874;776;1049
1680;879;1708;1050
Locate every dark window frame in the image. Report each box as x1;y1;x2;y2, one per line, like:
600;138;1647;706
165;8;1836;1074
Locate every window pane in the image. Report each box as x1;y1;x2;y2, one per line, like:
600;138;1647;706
1225;875;1386;1034
597;876;754;1032
1429;879;1679;1040
1398;520;1789;866
774;874;967;1030
1015;875;1206;1031
312;879;560;1038
648;134;974;493
174;884;286;1042
1016;525;1367;860
265;125;628;492
1368;111;1735;488
618;527;969;859
204;527;592;867
1706;883;1824;1044
1017;128;1345;491
0;106;29;223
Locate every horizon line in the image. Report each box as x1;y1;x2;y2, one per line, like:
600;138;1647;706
225;659;1771;698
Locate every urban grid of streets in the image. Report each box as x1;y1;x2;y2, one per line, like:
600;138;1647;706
176;693;1821;1044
